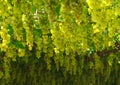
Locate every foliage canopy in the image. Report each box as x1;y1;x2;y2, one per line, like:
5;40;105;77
0;0;120;85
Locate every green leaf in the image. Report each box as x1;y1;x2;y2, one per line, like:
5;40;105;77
31;5;37;13
7;24;13;36
14;40;24;49
10;40;24;49
33;29;42;37
56;4;61;16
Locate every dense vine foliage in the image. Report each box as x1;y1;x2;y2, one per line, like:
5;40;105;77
0;0;120;85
